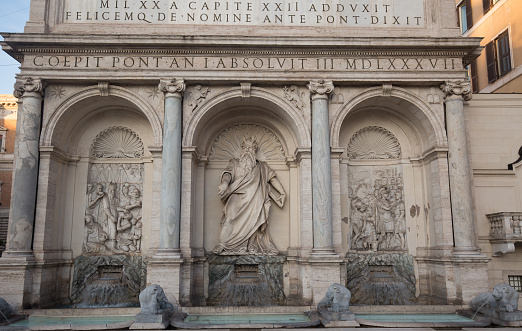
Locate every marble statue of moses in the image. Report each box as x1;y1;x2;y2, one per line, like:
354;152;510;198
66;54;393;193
213;137;286;255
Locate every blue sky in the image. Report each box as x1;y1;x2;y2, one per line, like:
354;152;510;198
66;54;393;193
0;0;31;94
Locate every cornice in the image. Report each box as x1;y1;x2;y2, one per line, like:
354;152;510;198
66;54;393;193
14;47;470;58
2;33;482;54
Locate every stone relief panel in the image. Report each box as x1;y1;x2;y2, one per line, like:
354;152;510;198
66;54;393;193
83;127;145;255
186;85;211;113
209;124;286;161
345;127;406;252
283;85;306;114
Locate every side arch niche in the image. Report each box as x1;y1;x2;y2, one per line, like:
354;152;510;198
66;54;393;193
34;85;158;309
72;125;147;308
334;90;449;306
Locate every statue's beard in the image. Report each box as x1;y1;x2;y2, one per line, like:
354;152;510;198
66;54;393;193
239;150;256;172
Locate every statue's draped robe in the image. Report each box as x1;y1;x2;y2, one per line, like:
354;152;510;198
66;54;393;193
215;159;279;255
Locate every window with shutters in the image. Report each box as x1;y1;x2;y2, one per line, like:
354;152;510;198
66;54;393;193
484;0;502;14
486;29;512;84
458;0;472;33
470;60;478;93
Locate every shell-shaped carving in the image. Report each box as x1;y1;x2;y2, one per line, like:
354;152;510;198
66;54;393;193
91;126;144;158
209;124;286;161
347;126;401;160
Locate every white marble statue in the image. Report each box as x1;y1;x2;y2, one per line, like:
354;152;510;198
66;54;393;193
213;136;286;255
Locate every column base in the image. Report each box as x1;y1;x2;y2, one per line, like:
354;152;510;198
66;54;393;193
152;248;182;259
0;255;35;310
452;246;486;258
310;248;339;258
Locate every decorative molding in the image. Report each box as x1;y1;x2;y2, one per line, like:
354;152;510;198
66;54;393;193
308;80;334;99
209;124;286;161
13;77;45;98
347;126;401;160
240;82;251;98
91;126;144;159
16;46;469;58
440;80;472;101
146;86;161;100
47;85;67;99
158;78;185;95
187;85;210;112
98;82;109;97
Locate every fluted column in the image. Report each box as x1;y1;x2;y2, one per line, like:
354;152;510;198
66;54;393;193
158;78;185;255
440;80;478;254
5;78;45;256
308;80;336;256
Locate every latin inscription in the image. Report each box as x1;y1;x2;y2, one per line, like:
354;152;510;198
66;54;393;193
27;55;461;71
63;0;425;27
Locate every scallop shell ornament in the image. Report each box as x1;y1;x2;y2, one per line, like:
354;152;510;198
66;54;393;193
91;126;144;158
347;126;401;160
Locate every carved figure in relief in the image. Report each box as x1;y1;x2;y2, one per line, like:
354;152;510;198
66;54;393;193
213;137;286;255
10;218;33;250
348;168;406;252
83;165;144;254
187;85;210;112
83;214;108;253
283;85;305;111
394;191;407;249
89;183;118;249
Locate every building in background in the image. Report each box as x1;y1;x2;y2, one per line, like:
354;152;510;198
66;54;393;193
0;95;17;256
456;0;522;92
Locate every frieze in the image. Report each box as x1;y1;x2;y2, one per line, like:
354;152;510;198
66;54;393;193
26;55;463;72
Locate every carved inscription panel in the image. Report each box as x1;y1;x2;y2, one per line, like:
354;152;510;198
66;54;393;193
62;0;425;28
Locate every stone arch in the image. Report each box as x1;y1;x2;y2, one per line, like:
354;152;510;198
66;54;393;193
331;86;446;150
41;85;163;147
183;86;311;151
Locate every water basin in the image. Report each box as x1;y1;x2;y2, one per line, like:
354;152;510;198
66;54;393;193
10;315;134;327
184;313;311;324
355;313;474;323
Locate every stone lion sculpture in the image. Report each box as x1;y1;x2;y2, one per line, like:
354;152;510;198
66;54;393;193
139;284;174;315
0;297;14;319
470;283;519;313
317;283;351;321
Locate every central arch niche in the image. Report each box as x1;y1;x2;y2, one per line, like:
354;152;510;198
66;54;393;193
204;123;290;253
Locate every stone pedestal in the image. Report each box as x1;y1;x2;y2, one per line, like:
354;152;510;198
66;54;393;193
309;257;344;305
146;256;183;303
321;311;359;328
476;308;522;327
130;312;170;329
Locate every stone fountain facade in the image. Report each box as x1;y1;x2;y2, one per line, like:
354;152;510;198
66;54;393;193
1;0;522;311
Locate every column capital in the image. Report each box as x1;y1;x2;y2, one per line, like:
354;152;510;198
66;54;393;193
13;77;45;99
440;80;472;101
159;78;185;98
308;80;334;100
